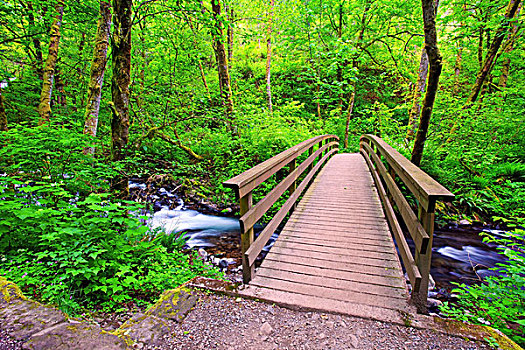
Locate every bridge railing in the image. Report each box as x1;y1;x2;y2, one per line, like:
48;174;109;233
360;134;454;312
223;135;339;283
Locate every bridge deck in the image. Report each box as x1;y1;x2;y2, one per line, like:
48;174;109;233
239;153;413;323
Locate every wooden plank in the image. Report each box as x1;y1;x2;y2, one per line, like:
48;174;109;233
267;246;401;270
263;251;402;277
255;267;406;297
361;149;422;292
274;240;398;261
238;286;410;324
285;220;390;235
259;259;406;288
278;230;393;246
280;228;394;244
362;142;429;253
292;208;387;220
298;196;382;206
286;218;389;232
277;235;392;253
245;149;338;266
296;203;383;212
249;276;407;310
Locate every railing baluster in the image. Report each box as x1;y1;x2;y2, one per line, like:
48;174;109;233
239;191;255;284
287;159;297;212
307;146;313;173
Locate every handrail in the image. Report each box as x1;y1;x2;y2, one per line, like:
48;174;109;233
360;134;454;313
224;135;339;283
361;134;454;211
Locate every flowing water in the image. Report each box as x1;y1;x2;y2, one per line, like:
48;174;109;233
130;180;508;291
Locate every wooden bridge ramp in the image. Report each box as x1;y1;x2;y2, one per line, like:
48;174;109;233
239;154;412;323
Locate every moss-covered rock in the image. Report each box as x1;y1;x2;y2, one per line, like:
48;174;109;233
115;313;171;348
432;317;523;350
146;287;197;323
0;276;26;305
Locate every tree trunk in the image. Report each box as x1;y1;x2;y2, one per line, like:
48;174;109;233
477;25;484;68
453;44;463;94
83;0;111;155
110;0;132;198
343;0;370;148
227;6;234;71
337;1;344;118
411;0;442;167
406;47;429;142
0;89;7;132
266;0;274;114
466;0;521;105
211;0;234;118
37;0;65;125
26;2;44;80
343;90;355;148
54;67;66;107
498;3;521;88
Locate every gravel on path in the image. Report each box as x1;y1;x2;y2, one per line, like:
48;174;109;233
148;291;490;350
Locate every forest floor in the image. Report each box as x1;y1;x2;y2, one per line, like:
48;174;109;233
0;276;501;350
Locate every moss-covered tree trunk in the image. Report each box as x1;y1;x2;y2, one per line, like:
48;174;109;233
83;0;111;155
0;89;7;132
406;48;428;142
211;0;234;117
265;0;274;114
498;3;521;88
227;6;234;71
466;0;521;105
37;0;65;125
111;0;132;198
411;0;442;167
26;1;44;80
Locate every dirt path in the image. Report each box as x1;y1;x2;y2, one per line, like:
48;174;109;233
1;277;517;350
151;291;489;350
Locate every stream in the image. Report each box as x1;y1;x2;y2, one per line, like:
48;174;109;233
130;180;508;291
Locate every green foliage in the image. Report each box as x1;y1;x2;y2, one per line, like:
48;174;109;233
0;124;222;315
439;228;525;346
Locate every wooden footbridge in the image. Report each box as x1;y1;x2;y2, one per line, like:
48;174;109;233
223;135;454;321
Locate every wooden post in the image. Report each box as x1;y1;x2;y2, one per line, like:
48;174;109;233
413;201;435;313
288;159;297;212
239;192;255;283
